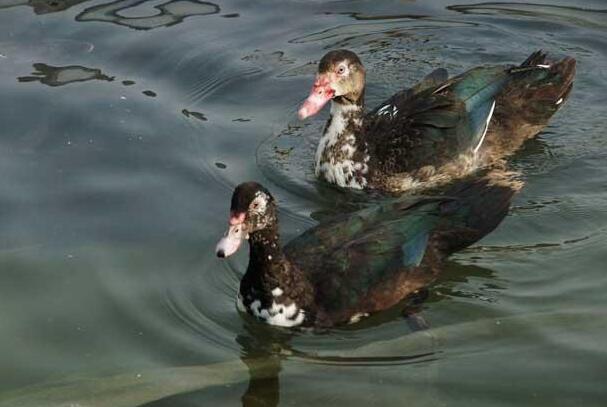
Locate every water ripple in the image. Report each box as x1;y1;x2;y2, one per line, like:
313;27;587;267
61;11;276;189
448;2;607;30
76;0;220;30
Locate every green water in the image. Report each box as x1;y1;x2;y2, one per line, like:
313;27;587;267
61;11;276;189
0;0;606;405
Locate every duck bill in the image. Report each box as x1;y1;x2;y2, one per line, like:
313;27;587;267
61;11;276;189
298;75;335;119
216;216;248;258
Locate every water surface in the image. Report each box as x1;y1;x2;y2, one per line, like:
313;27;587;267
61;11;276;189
0;0;606;405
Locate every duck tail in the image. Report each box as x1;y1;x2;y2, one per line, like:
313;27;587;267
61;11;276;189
434;169;522;255
488;51;576;151
516;50;576;114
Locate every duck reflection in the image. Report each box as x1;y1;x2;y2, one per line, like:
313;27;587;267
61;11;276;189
237;319;292;407
234;261;502;406
18;63;114;87
430;261;504;303
76;0;220;30
236;292;436;407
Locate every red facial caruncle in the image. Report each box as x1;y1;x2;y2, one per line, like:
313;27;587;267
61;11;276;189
298;74;336;119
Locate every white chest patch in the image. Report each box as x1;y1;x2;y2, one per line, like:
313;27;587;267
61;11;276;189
315;103;368;189
248;299;305;327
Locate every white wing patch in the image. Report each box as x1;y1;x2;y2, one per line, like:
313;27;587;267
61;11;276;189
433;82;451;94
376;104;399;118
377;105;390;115
473;100;496;154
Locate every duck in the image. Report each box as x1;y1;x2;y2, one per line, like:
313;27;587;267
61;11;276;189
298;49;576;192
215;171;520;328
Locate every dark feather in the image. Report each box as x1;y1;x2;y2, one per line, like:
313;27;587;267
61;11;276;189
355;52;575;189
282;170;520;324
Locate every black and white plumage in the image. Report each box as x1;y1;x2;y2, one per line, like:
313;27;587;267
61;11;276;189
299;49;576;192
216;172;520;328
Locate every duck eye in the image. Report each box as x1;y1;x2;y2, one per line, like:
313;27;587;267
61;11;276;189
252;203;259;209
337;66;346;75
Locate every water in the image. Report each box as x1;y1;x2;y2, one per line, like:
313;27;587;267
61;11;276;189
0;0;606;405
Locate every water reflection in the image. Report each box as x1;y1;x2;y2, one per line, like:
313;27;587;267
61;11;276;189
447;2;607;30
76;0;220;30
0;0;89;14
0;0;603;403
237;322;289;407
241;50;295;71
289;19;477;49
432;262;503;303
235;309;437;407
182;109;208;122
17;63;114;86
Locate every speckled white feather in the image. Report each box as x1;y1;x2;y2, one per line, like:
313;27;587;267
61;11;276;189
248;299;305;327
315;102;368;189
251;191;268;214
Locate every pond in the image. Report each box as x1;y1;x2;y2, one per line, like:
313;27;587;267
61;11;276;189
0;0;606;406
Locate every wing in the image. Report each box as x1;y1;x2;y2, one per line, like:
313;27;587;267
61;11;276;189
365;66;510;175
368;68;449;116
284;198;445;313
284;172;519;319
412;68;449;93
283;195;428;261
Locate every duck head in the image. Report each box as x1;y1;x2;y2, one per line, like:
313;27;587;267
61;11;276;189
298;49;365;119
215;182;277;258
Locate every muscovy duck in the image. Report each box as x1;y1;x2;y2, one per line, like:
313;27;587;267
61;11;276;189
215;171;520;328
298;49;575;192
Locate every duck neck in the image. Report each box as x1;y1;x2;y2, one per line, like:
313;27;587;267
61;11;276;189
314;97;368;189
243;219;313;327
327;96;364;135
247;223;284;281
334;88;365;109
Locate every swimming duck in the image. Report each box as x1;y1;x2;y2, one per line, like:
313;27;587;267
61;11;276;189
215;171;520;328
298;50;575;192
